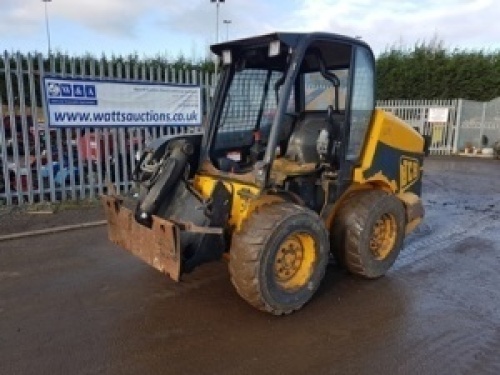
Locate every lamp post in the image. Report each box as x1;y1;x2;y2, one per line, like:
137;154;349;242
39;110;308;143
223;19;231;41
42;0;52;56
210;0;225;77
210;0;225;43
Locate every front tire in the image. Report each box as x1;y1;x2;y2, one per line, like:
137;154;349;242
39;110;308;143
229;202;329;315
332;190;405;279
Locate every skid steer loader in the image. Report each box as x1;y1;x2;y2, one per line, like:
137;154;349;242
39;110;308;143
102;32;426;315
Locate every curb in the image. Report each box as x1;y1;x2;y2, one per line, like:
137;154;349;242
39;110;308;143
0;220;107;242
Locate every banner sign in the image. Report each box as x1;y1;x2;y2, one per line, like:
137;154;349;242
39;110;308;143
43;77;202;127
428;107;449;123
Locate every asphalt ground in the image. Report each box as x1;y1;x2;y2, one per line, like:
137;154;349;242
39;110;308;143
1;156;499;375
0;202;104;237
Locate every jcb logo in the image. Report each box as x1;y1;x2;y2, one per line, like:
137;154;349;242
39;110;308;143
400;156;420;191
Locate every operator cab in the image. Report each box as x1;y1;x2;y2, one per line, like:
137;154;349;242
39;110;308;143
203;32;375;209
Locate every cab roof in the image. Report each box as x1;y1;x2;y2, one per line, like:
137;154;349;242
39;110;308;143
211;32;372;72
210;32;371;55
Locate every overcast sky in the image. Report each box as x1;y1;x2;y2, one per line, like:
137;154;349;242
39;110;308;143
1;0;499;59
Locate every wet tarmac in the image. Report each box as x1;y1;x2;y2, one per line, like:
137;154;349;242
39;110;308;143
1;157;499;375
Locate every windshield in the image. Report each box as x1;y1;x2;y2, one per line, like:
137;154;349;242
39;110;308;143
214;68;286;151
304;69;349;111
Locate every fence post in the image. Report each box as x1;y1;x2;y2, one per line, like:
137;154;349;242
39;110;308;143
15;52;35;203
479;102;487;147
55;54;67;202
4;51;24;199
0;93;13;205
452;98;463;154
38;54;57;203
29;53;46;202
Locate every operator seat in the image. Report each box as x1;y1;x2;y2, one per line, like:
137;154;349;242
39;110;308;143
271;106;343;182
285;111;329;164
271;111;328;181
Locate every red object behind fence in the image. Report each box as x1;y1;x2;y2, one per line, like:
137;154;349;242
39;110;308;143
78;133;114;162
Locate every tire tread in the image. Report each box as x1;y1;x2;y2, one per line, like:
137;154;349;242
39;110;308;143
332;190;405;279
229;202;327;315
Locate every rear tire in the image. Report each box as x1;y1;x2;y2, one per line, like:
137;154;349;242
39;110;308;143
332;190;405;279
229;202;329;315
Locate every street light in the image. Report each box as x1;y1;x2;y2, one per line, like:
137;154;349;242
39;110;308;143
210;0;225;43
210;0;225;77
42;0;52;56
223;19;232;41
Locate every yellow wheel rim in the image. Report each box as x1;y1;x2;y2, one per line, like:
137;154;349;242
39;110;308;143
369;213;397;260
274;233;316;290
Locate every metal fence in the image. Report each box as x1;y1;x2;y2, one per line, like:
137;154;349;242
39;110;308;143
377;99;459;155
457;97;500;151
0;53;208;205
1;53;499;206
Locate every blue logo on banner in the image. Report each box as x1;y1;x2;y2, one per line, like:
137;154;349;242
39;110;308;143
47;81;98;105
73;84;85;97
47;82;61;96
60;84;72;97
85;85;96;98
